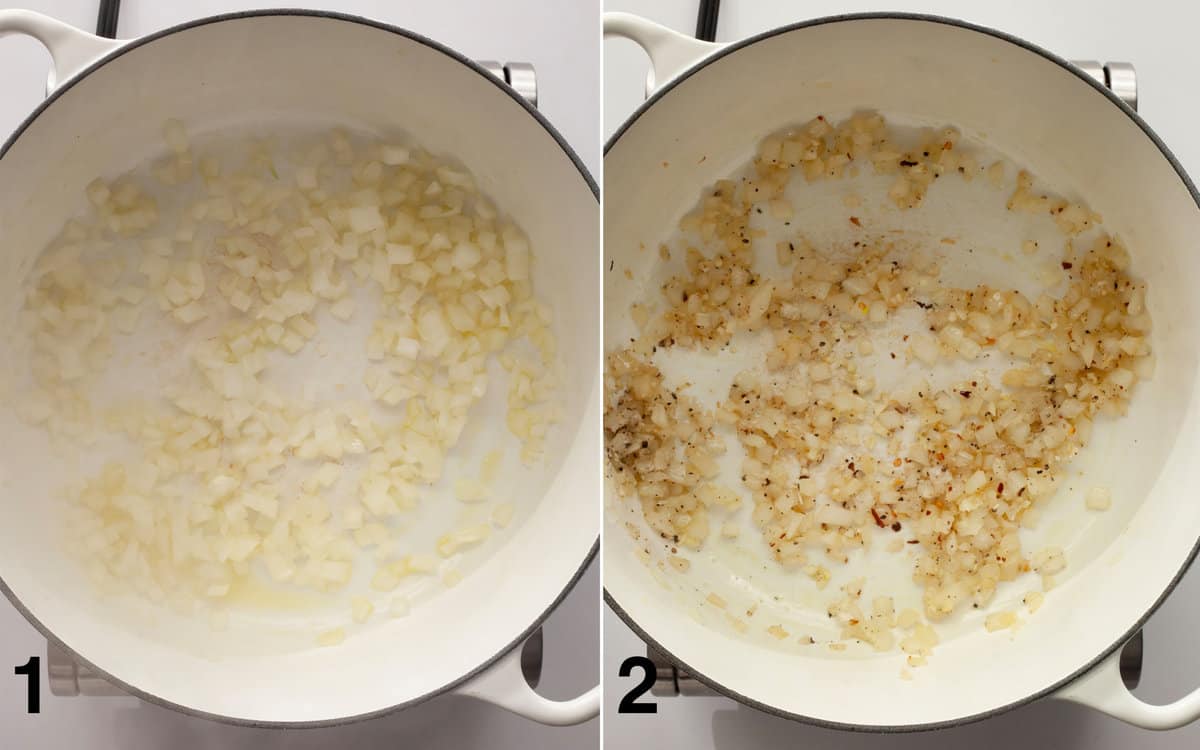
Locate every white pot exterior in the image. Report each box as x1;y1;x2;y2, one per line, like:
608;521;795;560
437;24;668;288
0;11;599;726
604;13;1200;729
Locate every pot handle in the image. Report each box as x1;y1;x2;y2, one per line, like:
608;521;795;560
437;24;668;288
0;9;124;93
1054;636;1200;729
603;11;722;97
455;634;599;726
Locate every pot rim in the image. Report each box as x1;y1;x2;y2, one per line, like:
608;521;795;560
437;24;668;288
0;7;599;729
603;10;1200;733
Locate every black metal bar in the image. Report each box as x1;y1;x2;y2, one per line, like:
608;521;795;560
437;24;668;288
695;0;720;42
96;0;121;39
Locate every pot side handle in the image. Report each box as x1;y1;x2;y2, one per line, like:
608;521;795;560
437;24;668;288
1054;639;1200;729
603;11;722;97
455;639;599;726
0;9;124;93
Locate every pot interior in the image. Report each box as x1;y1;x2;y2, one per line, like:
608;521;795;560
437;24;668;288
604;16;1200;727
0;12;598;723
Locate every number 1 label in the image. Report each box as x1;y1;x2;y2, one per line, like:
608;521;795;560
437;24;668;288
14;656;40;714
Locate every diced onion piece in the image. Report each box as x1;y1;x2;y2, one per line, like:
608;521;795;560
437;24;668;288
491;502;515;528
86;179;111;207
381;145;410;165
985;611;1018;632
347;206;384;234
389;596;410;617
406;554;439;574
316;628;346;647
453;478;488;503
387;243;415;265
351;596;374;623
371;564;403;592
1085;486;1112;511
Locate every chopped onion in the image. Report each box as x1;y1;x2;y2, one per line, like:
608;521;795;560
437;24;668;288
19;122;557;629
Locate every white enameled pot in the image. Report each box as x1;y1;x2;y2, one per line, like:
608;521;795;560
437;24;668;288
0;9;599;727
604;11;1200;731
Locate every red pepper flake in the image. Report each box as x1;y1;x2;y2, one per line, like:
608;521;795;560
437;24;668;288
1061;261;1073;269
891;522;902;532
996;482;1005;494
870;508;886;528
907;539;920;544
849;216;862;227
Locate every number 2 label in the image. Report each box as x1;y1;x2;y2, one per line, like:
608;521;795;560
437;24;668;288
617;655;657;714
